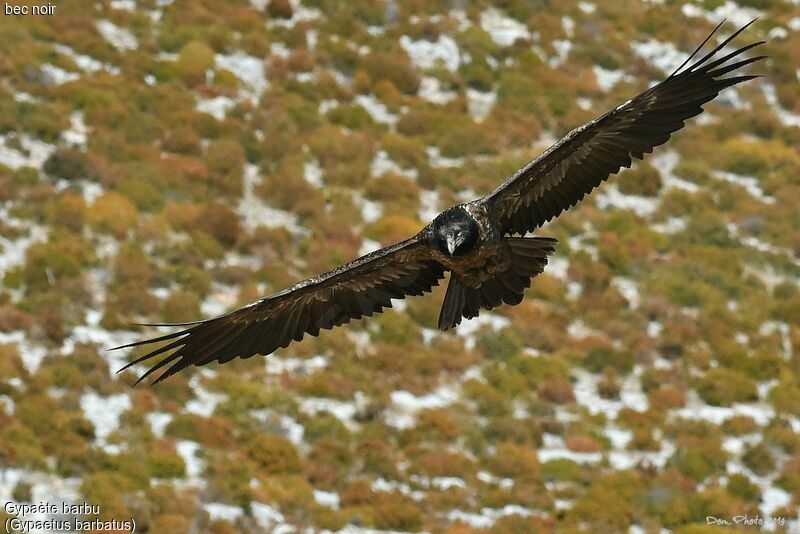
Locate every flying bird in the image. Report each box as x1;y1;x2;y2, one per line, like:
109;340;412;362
117;20;765;384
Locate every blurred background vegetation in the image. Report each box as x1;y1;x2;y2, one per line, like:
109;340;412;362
0;0;798;532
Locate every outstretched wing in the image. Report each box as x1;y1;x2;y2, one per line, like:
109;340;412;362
483;20;765;235
115;235;444;384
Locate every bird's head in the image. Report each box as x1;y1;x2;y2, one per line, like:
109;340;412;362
432;206;479;257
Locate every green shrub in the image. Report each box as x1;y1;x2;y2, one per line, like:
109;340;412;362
177;41;215;86
161;290;201;323
203;138;245;197
88;192;138;239
669;444;727;482
475;329;521;362
326;104;375;130
147;441;187;479
616;161;662;196
726;473;760;502
696;368;757;407
776;455;800;494
488;442;539;481
583;346;634;374
80;472;140;520
267;0;293;18
0;423;46;469
568;472;641;529
246;434;301;475
362;52;420;95
741;442;774;476
193;202;241;247
43;147;96;181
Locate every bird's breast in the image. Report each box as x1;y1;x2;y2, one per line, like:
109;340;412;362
438;237;512;288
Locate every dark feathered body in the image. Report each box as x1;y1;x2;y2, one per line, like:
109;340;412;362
426;202;511;288
116;21;766;384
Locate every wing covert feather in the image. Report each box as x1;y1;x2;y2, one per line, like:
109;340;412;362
484;20;765;234
116;235;444;384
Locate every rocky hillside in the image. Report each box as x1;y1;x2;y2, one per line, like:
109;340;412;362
0;0;799;532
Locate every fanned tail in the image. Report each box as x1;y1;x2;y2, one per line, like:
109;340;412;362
438;237;557;330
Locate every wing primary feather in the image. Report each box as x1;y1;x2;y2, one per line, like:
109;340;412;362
111;325;197;352
699;41;765;73
707;55;766;78
487;20;763;236
669;18;726;76
117;337;186;374
689;18;758;73
132;351;183;386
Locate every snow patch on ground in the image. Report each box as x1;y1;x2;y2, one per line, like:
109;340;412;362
63;112;89;146
728;223;799;266
652;149;701;192
713;170;774;204
426;146;465;168
371;150;416;179
147;412;172;438
385;386;460;429
651;216;687;234
303;159;324;187
215;53;269;100
313;489;340;509
672;391;774;426
80;392;131;451
354;193;384;223
480;8;531;47
176;440;204;481
546;256;569;281
572;368;648;418
65;320;141;374
611;277;640;309
448;505;541;529
0;332;47;374
595;185;659;217
238;164;310;235
0;469;81;527
184;380;227;418
681;2;762;28
300;393;367;428
418;76;457;104
196;95;236;121
359;238;382;256
456;312;510;350
200;282;238;317
631;39;686;74
39;64;80;85
53;44;118;74
593;66;631;92
466;89;496;121
762;84;800;128
96;20;138;51
266;0;321;28
110;0;136;11
372;477;425;501
205;502;243;522
418;189;440;222
251;502;286;530
0;134;56;170
566;319;601;340
354;94;397;124
0;207;47;280
549;39;573;67
399;35;461;72
265;354;327;375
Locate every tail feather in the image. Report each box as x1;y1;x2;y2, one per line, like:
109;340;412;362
437;236;556;330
